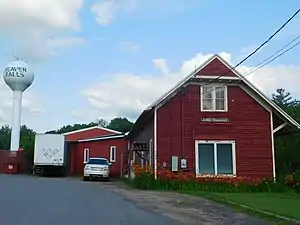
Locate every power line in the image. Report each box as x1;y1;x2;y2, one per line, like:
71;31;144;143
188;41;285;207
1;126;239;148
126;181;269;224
199;34;300;111
243;39;300;77
199;8;300;89
200;38;300;99
248;33;300;71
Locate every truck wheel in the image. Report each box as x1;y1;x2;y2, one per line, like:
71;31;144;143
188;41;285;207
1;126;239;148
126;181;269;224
83;176;88;181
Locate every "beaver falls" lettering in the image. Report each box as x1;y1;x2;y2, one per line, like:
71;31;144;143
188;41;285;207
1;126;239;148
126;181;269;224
4;67;27;78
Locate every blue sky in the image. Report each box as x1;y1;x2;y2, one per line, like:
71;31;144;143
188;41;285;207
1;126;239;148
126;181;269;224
0;0;299;132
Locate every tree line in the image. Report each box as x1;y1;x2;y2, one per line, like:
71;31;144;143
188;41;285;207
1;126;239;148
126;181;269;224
0;89;299;175
0;117;134;168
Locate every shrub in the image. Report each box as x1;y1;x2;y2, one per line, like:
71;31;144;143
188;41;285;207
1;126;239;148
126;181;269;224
129;164;296;193
285;170;300;192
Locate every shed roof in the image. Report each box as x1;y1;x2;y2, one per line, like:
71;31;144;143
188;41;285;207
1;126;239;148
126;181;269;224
76;132;128;143
62;126;122;136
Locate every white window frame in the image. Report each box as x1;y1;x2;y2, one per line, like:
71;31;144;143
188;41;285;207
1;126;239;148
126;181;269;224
195;140;236;176
83;148;89;163
200;85;228;112
110;146;116;162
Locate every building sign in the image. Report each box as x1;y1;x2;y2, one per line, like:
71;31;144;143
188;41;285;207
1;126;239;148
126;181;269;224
133;143;149;151
200;118;230;123
4;67;27;78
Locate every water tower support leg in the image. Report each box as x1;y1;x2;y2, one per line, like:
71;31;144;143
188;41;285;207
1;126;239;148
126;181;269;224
10;90;22;151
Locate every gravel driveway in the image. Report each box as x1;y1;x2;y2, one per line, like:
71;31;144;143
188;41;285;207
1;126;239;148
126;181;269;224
93;180;275;225
0;174;176;225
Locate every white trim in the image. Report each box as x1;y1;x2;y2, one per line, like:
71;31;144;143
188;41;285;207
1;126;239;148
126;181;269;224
200;85;228;112
146;55;219;110
239;86;271;112
195;75;240;80
62;126;122;135
270;111;276;180
83;148;89;163
240;75;300;129
78;134;126;142
133;149;136;162
273;122;288;134
149;139;153;167
154;107;158;179
110;146;116;162
143;54;300;130
195;140;236;176
141;151;144;167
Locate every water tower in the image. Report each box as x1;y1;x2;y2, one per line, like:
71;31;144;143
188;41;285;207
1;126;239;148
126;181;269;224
3;58;34;151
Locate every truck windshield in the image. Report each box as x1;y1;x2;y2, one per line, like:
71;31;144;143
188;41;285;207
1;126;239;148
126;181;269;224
87;158;109;165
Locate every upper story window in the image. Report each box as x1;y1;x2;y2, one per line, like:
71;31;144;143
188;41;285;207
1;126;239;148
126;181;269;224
200;85;227;112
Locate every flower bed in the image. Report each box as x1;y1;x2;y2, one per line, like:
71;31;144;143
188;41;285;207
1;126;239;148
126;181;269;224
130;163;299;193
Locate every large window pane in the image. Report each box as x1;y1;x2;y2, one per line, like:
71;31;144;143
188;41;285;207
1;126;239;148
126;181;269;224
202;87;213;98
203;99;213;110
215;99;225;110
216;144;233;174
215;87;225;98
198;143;215;174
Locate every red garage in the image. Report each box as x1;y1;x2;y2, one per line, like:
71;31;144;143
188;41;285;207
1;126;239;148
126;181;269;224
63;126;127;177
70;133;128;177
127;54;300;180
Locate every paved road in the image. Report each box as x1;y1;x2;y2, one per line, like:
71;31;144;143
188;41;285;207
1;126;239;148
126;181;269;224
0;175;177;225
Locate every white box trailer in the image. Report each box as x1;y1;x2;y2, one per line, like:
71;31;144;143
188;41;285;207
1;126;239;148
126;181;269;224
33;133;67;176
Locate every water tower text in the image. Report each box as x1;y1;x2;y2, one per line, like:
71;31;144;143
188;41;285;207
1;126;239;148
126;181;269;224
4;67;27;78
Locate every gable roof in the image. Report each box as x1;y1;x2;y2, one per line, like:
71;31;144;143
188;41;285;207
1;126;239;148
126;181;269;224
129;54;300;137
77;133;127;143
62;126;122;136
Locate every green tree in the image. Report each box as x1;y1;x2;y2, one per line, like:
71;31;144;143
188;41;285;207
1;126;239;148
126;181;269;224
272;88;300;175
0;125;11;150
94;119;109;127
19;125;36;169
107;117;134;133
272;88;300;113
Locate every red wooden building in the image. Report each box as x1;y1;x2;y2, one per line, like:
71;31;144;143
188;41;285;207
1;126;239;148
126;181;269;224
64;126;128;176
127;54;300;180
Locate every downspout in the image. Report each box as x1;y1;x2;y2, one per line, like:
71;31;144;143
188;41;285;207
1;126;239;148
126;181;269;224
154;107;158;179
181;90;185;167
270;111;276;182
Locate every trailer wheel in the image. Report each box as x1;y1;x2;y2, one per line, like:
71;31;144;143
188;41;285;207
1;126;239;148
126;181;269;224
40;168;44;177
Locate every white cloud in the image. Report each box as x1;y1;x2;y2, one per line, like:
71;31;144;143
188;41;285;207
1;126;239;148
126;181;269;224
80;52;300;122
91;0;202;26
91;0;138;26
0;0;83;32
14;35;86;62
118;41;140;53
0;0;84;62
0;0;84;125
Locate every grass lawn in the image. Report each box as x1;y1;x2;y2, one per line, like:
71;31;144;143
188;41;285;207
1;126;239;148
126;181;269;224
195;192;300;223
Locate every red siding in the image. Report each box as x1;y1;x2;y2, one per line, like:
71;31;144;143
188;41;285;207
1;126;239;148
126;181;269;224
65;128;117;141
157;85;273;178
71;138;127;176
196;58;237;77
